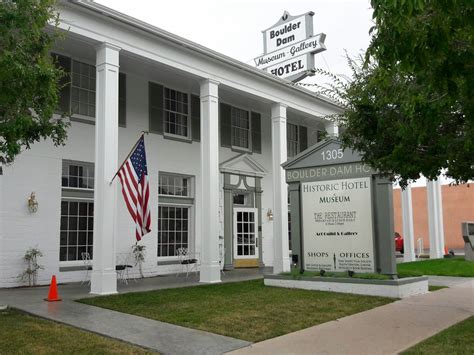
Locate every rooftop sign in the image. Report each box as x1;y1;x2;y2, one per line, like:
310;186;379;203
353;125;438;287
255;11;327;82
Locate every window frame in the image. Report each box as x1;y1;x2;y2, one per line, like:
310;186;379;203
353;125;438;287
70;59;96;119
163;86;191;140
158;173;193;198
51;52;126;125
62;160;95;191
157;203;194;259
60;160;95;265
59;198;94;265
157;172;195;260
230;105;252;152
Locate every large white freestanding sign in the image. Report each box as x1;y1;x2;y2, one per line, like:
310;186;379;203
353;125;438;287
283;139;398;277
255;11;327;82
301;177;375;272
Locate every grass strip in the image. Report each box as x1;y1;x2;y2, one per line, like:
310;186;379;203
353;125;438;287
402;316;474;354
79;279;393;342
397;257;474;277
0;308;155;354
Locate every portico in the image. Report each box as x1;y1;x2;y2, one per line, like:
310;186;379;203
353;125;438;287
55;1;340;294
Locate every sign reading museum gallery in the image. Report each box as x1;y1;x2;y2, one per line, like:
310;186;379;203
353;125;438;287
301;177;375;272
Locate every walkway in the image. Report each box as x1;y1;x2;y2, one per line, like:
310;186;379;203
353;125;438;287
229;277;474;355
0;269;267;355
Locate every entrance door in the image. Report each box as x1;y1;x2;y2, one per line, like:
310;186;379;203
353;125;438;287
233;208;258;260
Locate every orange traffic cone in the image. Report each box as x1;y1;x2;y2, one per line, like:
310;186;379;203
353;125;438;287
44;275;62;302
444;247;449;255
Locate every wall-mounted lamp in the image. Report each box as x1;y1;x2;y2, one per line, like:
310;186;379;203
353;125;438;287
266;209;273;221
28;192;38;213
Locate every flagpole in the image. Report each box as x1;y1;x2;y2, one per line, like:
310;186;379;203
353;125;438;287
110;131;149;184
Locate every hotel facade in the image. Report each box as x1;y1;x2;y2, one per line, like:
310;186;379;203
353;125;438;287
0;1;341;293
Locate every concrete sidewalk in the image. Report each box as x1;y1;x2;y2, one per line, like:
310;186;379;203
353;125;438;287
228;278;474;355
0;269;267;355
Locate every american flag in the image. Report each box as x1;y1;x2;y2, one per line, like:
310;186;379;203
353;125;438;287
117;136;151;241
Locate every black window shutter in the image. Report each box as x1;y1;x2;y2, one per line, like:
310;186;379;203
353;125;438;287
251;112;262;154
118;73;126;127
299;126;308;152
191;95;200;141
149;82;164;134
220;103;232;147
52;53;71;114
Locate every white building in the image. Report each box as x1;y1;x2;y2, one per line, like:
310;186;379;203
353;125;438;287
0;1;341;293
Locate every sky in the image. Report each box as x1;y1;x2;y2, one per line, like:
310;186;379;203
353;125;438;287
96;0;375;86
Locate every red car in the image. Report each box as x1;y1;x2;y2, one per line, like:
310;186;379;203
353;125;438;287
394;232;404;254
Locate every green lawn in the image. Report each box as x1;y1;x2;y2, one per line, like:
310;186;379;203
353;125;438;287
398;257;474;277
402;316;474;354
0;308;154;354
79;279;393;342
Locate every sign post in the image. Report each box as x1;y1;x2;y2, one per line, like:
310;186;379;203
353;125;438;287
283;139;397;277
255;11;327;82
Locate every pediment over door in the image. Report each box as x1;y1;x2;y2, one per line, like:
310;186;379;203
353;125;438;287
220;154;268;177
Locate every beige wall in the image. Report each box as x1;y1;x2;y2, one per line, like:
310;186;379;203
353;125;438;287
393;184;473;250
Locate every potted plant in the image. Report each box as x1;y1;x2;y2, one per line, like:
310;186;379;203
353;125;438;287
132;244;146;278
19;247;43;286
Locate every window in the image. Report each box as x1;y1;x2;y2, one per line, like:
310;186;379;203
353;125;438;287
233;192;251;207
164;88;189;137
53;53;126;122
158;173;194;258
231;107;250;149
71;60;96;117
287;123;308;158
60;201;94;262
157;206;189;257
287;123;299;158
159;174;189;196
60;161;94;262
220;104;261;153
62;162;94;189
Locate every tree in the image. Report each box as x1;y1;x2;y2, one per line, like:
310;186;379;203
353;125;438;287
322;0;473;187
0;0;68;165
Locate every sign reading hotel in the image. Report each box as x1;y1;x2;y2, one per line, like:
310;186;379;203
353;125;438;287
255;11;327;82
301;178;375;272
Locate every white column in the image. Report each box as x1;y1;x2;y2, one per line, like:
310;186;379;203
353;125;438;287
401;185;416;262
199;79;221;283
90;43;120;295
435;180;446;254
271;103;290;274
324;120;339;138
427;179;444;259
